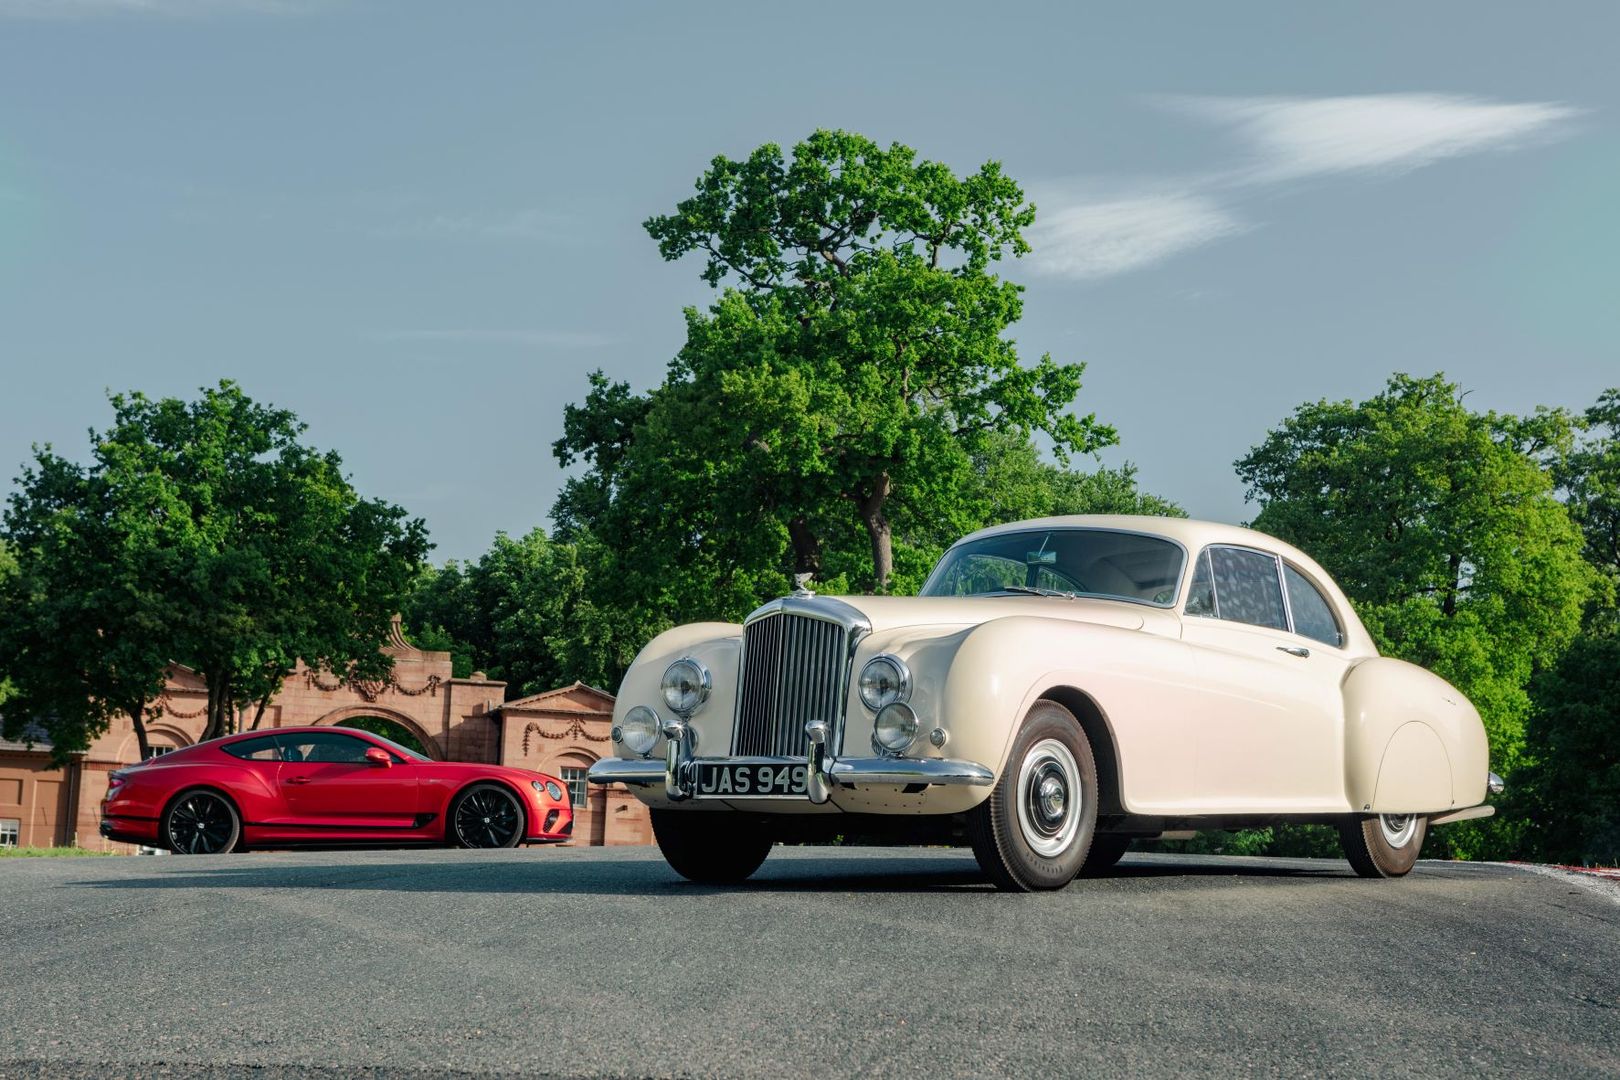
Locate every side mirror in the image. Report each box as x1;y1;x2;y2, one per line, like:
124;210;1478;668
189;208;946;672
364;747;392;767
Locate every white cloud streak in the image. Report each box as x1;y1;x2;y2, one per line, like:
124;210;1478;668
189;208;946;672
367;329;619;349
1029;192;1246;281
1030;92;1583;283
1172;93;1582;182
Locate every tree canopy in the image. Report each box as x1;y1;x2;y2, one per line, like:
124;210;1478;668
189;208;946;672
1556;388;1620;625
402;527;641;696
0;382;429;756
557;129;1117;602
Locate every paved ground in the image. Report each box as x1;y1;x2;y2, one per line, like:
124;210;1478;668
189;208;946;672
1;846;1616;1078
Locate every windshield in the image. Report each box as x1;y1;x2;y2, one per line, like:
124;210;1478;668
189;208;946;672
921;528;1186;607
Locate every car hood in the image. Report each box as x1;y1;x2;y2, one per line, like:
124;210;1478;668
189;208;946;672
786;593;1179;637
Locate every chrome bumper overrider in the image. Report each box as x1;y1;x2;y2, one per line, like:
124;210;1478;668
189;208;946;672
585;718;993;804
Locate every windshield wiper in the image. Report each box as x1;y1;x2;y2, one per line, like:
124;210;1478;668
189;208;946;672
993;585;1075;599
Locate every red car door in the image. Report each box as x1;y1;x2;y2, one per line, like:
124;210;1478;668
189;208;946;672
274;731;421;828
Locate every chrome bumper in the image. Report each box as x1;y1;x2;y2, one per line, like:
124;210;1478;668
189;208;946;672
585;718;993;804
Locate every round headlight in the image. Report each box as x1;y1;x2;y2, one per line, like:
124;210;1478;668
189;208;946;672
858;655;911;711
872;702;920;755
619;705;661;756
661;658;711;715
545;780;564;801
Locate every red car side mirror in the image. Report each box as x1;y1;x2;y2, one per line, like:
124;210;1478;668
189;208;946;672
364;747;392;767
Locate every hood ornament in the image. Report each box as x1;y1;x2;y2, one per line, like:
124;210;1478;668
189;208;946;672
791;572;816;598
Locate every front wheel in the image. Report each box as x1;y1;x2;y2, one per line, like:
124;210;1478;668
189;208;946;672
651;809;772;884
967;700;1099;891
1340;813;1426;878
449;783;526;848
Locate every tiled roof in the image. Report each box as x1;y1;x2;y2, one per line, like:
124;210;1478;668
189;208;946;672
0;718;53;753
500;680;616;711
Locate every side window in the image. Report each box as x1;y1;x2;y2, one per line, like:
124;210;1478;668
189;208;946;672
222;735;282;761
1208;547;1288;631
1284;564;1344;647
275;732;374;764
1185;549;1217;617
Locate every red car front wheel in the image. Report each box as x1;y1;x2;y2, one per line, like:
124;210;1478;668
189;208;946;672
449;783;525;848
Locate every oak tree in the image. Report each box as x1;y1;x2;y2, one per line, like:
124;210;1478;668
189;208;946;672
559;130;1115;596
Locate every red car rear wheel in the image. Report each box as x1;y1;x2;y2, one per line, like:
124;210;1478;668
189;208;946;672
162;788;241;855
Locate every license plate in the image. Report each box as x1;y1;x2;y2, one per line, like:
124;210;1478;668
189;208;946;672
694;761;808;799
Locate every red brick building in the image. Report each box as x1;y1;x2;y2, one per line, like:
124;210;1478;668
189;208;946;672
0;617;649;850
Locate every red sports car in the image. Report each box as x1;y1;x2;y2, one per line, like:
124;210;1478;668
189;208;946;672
100;725;573;853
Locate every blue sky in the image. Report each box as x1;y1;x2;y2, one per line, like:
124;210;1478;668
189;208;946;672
1;1;1615;561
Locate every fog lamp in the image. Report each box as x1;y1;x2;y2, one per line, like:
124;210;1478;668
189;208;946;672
872;702;920;756
620;705;661;756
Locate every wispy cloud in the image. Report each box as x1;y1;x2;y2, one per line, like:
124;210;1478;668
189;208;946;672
0;0;314;16
1030;92;1584;283
1030;192;1246;281
378;208;578;242
366;329;620;349
1170;93;1582;182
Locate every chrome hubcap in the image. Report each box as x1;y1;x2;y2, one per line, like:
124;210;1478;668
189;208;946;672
1016;739;1081;858
1379;813;1417;849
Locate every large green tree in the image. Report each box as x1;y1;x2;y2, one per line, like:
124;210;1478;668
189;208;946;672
1235;373;1596;856
558;129;1116;601
0;382;430;753
404;528;645;696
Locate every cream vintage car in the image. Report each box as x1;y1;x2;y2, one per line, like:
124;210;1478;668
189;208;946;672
587;515;1502;891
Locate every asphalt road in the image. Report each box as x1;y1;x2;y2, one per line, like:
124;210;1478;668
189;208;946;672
1;846;1616;1079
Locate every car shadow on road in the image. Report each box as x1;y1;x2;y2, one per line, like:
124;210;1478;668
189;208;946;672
66;851;1348;896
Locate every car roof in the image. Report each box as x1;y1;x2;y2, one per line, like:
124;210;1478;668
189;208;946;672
947;515;1376;653
952;515;1312;565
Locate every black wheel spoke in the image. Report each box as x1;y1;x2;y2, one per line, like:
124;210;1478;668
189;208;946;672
454;786;520;847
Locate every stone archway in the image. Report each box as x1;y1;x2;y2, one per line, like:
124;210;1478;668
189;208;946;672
314;705;445;761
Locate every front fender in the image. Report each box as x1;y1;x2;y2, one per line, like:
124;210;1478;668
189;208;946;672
611;622;742;760
924;615;1197;815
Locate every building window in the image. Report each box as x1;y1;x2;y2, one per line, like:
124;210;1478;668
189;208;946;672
143;745;174;760
0;819;19;848
560;767;589;810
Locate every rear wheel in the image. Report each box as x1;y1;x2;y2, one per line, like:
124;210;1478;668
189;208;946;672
162;789;241;855
967;700;1098;891
449;783;526;848
1340;813;1426;878
651;809;772;884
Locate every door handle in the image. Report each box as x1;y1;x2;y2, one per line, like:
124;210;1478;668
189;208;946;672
1276;646;1310;658
284;776;311;785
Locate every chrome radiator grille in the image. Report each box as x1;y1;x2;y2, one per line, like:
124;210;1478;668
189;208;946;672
733;612;849;757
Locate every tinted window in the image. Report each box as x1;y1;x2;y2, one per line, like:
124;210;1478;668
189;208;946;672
222;735;282;761
923;529;1185;606
275;732;375;764
1284;564;1343;646
1207;547;1288;631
